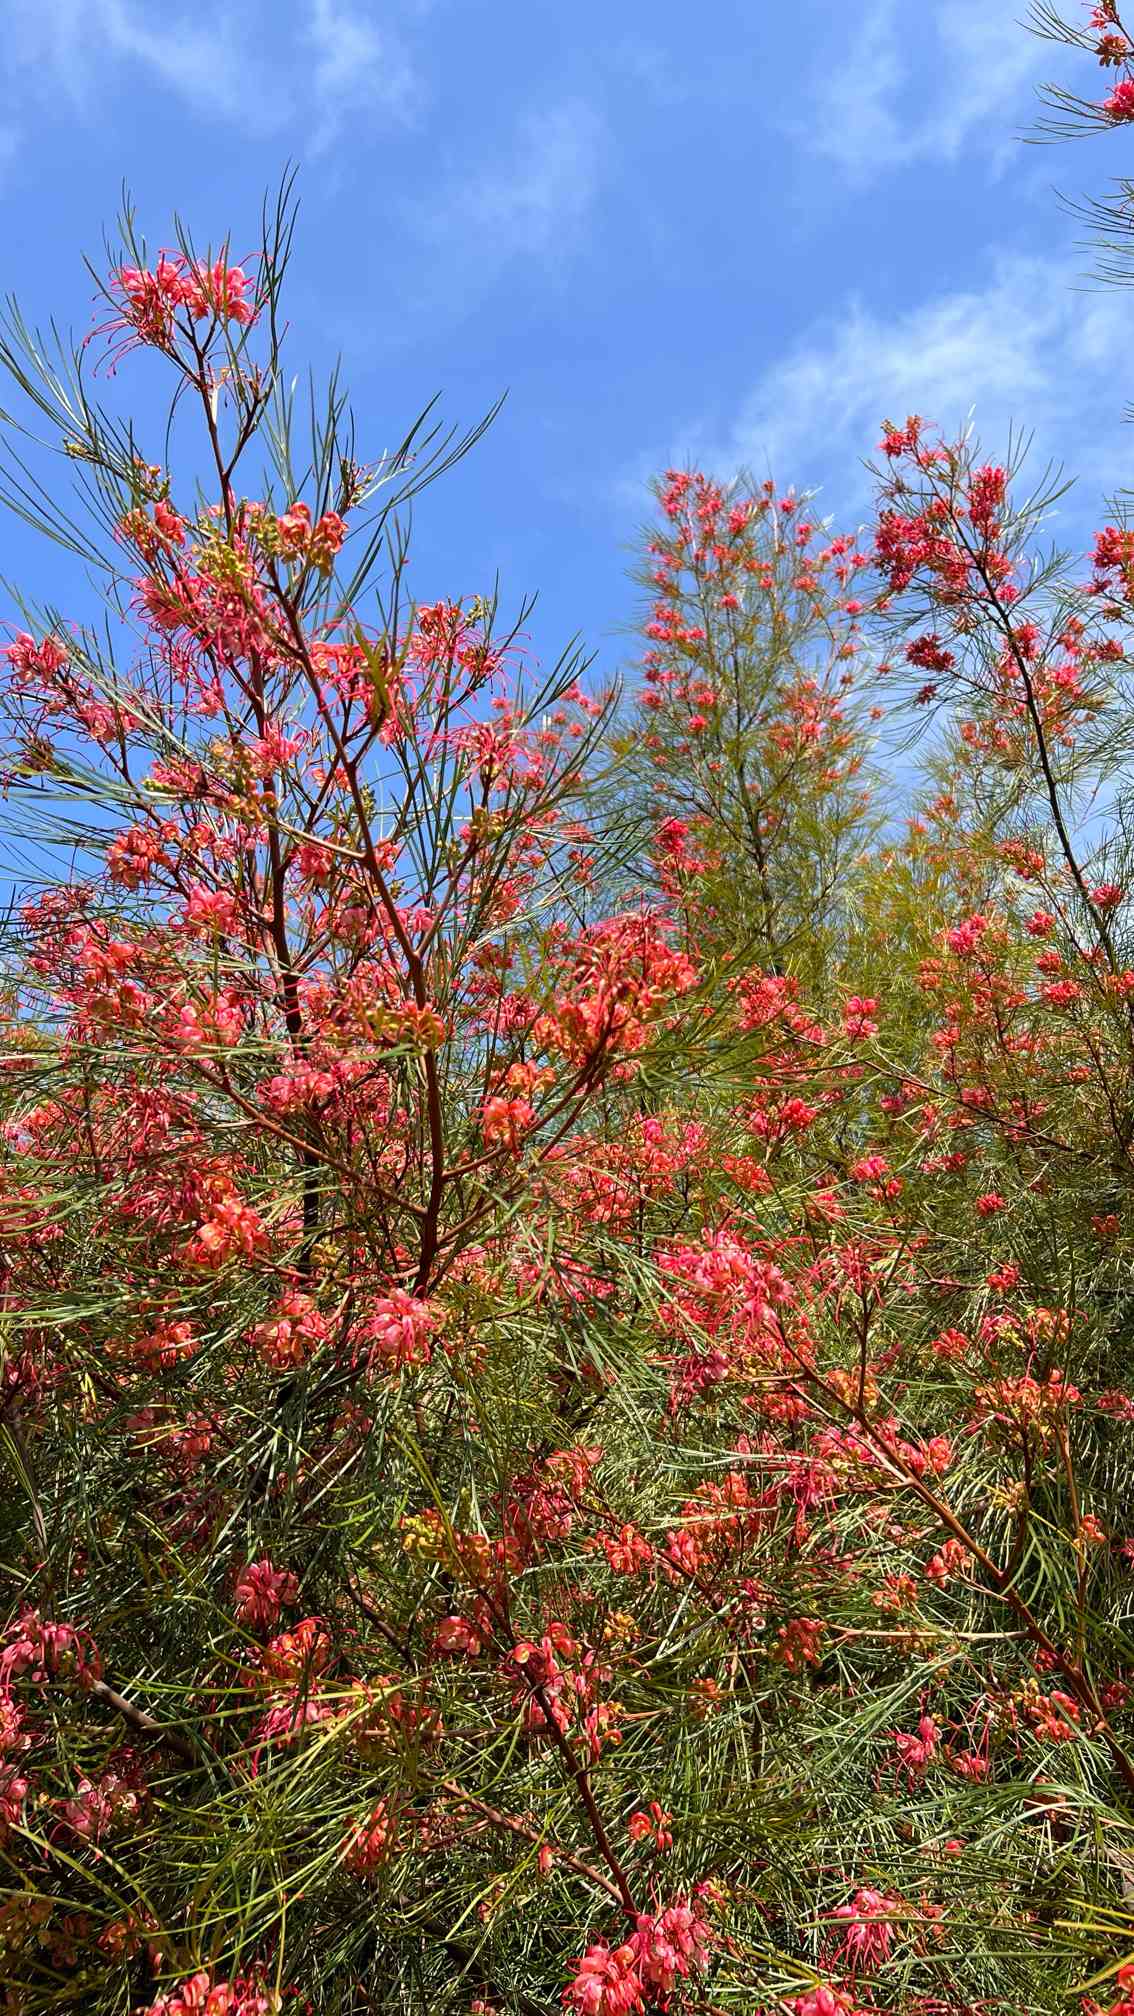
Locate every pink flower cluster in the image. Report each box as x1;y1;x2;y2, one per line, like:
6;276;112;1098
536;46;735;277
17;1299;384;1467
252;1290;329;1371
563;1899;711;2015
234;1558;299;1632
825;1886;901;1974
1;1610;101;1689
143;1972;280;2016
108;254;256;357
362;1288;440;1372
274;500;347;574
342;1796;399;1876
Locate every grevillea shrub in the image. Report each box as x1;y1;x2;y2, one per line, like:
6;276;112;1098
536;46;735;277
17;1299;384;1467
7;161;1134;2016
619;469;877;978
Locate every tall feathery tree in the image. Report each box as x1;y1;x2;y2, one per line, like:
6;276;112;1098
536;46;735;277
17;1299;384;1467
617;470;878;981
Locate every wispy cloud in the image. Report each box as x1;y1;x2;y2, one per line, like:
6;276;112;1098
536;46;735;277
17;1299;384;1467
304;0;419;153
414;97;605;279
0;125;20;188
801;0;1049;183
3;0;243;117
626;252;1131;536
1;0;423;151
607;36;689;109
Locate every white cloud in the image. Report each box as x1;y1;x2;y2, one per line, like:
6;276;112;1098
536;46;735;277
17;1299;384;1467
0;0;421;150
629;251;1132;537
102;1;249;122
416;98;605;275
304;0;418;152
608;36;689;108
803;0;1048;182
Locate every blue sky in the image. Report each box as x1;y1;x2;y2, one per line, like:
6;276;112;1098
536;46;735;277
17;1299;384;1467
0;0;1128;689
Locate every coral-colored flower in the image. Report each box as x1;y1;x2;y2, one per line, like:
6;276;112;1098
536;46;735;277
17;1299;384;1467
1104;77;1134;118
562;1941;643;2016
342;1797;399;1877
234;1558;299;1632
362;1289;440;1372
252;1290;328;1370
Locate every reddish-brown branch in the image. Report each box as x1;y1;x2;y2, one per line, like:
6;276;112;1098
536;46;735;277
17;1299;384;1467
438;1780;622;1904
524;1678;639;1918
90;1679;201;1767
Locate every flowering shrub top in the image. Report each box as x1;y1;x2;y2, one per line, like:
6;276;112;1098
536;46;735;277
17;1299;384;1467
3;168;1134;2016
